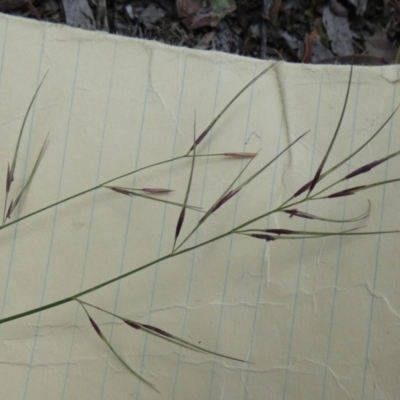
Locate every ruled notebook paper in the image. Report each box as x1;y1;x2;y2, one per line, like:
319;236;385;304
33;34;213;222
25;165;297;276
0;13;399;400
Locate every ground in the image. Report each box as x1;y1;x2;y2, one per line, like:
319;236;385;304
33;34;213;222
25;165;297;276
1;0;399;64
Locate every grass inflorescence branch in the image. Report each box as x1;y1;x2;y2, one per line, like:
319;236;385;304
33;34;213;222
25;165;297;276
1;65;399;392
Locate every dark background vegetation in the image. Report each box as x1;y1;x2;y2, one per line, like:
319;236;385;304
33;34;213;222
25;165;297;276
1;0;399;64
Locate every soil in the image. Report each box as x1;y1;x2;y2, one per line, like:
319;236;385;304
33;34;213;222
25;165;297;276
1;0;399;64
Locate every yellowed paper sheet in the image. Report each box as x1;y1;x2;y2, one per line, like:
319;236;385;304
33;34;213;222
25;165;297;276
0;13;399;400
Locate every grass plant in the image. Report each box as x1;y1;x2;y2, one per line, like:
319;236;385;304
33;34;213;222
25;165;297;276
0;64;399;393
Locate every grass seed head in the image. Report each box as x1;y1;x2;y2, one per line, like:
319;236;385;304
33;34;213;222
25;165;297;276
265;229;296;235
284;209;315;219
224;152;258;158
327;186;366;198
250;233;276;241
142;188;173;194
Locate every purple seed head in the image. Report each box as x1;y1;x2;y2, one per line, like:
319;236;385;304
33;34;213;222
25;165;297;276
175;207;186;240
142;188;173;194
124;319;141;330
6;200;13;219
142;324;174;338
111;187;132;196
89;316;102;338
293;180;312;198
265;229;296;235
6;164;12;194
224;152;257;158
14;193;22;208
284;209;314;219
250;233;276;241
344;159;387;180
210;189;239;214
189;128;210;151
308;164;324;194
327;186;365;198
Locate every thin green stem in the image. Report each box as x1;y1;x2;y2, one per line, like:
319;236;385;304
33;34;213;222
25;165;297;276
1;169;398;326
307;67;353;196
175;131;308;252
0;199;293;326
281;104;400;208
2;200;286;325
187;63;277;153
0;154;188;232
0;151;249;232
79;299;246;362
0;233;228;324
174;153;256;252
172;117;197;252
310;178;400;200
104;187;203;211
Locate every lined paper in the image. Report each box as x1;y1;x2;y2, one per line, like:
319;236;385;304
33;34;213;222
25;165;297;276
0;13;399;400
